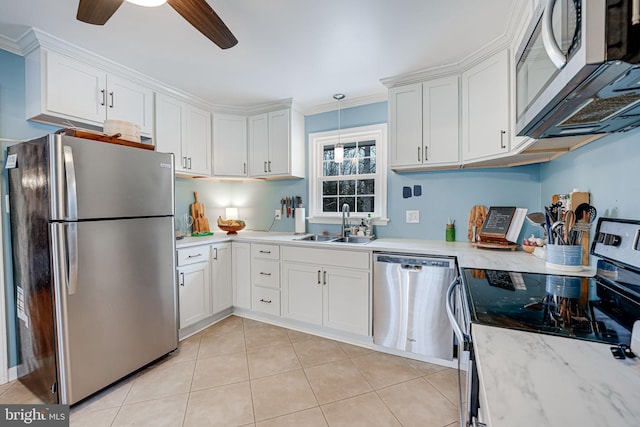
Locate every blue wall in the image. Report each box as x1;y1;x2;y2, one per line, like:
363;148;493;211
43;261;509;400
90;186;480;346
540;131;640;220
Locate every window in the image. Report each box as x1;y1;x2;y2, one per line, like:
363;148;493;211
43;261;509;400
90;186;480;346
308;124;387;224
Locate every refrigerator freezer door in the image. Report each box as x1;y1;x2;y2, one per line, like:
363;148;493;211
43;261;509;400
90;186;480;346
7;138;58;403
49;134;174;221
52;217;177;404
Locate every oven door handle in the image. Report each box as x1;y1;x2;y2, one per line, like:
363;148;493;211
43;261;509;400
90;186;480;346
541;0;567;69
446;277;470;348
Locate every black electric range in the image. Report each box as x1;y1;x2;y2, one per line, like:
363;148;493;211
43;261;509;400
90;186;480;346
461;218;640;346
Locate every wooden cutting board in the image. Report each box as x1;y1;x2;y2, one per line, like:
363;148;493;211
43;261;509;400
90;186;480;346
190;192;210;233
468;205;488;241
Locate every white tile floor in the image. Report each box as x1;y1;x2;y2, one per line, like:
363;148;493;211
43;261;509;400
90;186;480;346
0;316;465;426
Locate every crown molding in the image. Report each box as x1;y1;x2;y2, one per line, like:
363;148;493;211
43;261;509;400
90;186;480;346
0;33;22;55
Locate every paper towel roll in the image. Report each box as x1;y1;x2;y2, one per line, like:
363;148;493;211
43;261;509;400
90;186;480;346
295;208;306;234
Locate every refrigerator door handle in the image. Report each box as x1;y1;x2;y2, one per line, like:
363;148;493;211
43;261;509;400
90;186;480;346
66;223;79;295
63;146;79;221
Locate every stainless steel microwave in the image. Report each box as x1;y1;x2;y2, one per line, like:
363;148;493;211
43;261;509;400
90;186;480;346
516;0;640;139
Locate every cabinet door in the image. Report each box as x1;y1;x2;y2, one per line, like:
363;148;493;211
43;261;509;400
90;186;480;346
461;49;510;162
323;267;370;336
185;105;212;176
248;113;269;176
423;76;460;165
267;109;290;175
106;74;154;136
179;262;211;328
232;242;252;309
211;243;232;313
45;50;106;124
212;113;247;176
155;93;186;171
389;83;423;167
281;262;323;326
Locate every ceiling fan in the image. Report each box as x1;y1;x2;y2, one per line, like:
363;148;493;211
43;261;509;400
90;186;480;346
76;0;238;49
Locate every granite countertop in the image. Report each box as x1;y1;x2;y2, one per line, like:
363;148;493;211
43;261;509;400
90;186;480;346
472;324;640;427
175;231;596;276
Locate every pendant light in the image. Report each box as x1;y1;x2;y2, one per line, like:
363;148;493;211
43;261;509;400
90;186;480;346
333;93;345;163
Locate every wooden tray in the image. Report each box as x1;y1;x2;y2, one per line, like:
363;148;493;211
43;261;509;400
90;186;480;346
60;129;155;151
472;242;520;251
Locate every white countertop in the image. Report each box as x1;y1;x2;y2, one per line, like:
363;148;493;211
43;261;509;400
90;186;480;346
472;324;640;427
176;231;596;276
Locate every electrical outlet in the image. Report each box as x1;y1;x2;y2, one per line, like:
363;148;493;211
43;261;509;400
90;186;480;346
406;210;420;223
275;210;282;220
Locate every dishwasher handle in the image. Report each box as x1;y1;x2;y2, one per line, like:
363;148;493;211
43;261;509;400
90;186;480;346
401;264;422;271
446;277;470;350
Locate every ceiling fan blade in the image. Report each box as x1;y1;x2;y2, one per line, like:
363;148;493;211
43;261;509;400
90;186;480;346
77;0;125;25
167;0;238;49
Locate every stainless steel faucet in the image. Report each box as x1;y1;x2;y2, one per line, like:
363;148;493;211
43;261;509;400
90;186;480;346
341;203;350;237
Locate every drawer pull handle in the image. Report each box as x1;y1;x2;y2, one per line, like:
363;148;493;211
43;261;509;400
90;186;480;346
323;270;327;285
259;272;272;276
259;250;272;254
259;298;272;304
187;253;203;258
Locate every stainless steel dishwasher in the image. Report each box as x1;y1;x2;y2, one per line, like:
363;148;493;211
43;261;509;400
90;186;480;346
373;252;457;360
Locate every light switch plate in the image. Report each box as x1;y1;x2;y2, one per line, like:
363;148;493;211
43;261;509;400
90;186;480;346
406;210;420;223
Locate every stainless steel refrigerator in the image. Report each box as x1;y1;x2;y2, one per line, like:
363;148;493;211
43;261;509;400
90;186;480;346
7;133;178;405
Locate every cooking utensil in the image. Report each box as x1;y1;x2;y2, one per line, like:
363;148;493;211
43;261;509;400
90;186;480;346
564;210;575;245
575;203;597;223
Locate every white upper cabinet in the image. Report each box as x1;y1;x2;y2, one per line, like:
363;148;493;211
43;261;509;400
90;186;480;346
212;113;248;177
248;108;305;179
25;49;154;136
155;92;211;176
389;76;460;170
389;83;422;167
461;49;510;162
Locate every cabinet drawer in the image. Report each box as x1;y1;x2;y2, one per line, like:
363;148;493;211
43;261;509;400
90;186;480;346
252;286;280;316
177;245;210;266
252;243;280;260
252;259;280;289
282;246;370;270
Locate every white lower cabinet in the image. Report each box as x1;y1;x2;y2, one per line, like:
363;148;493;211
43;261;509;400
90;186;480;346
251;243;281;316
232;242;252;310
178;246;212;329
281;246;371;336
211;242;232;314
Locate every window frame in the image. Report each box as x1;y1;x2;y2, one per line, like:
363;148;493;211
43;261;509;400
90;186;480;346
308;123;388;225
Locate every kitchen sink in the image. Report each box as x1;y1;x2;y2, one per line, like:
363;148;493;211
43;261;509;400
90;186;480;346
332;236;376;244
295;234;339;242
295;234;375;244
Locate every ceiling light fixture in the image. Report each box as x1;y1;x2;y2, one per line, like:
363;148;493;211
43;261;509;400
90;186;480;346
333;93;345;163
126;0;167;7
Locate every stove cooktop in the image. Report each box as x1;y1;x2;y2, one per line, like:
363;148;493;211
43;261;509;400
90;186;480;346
462;268;640;345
